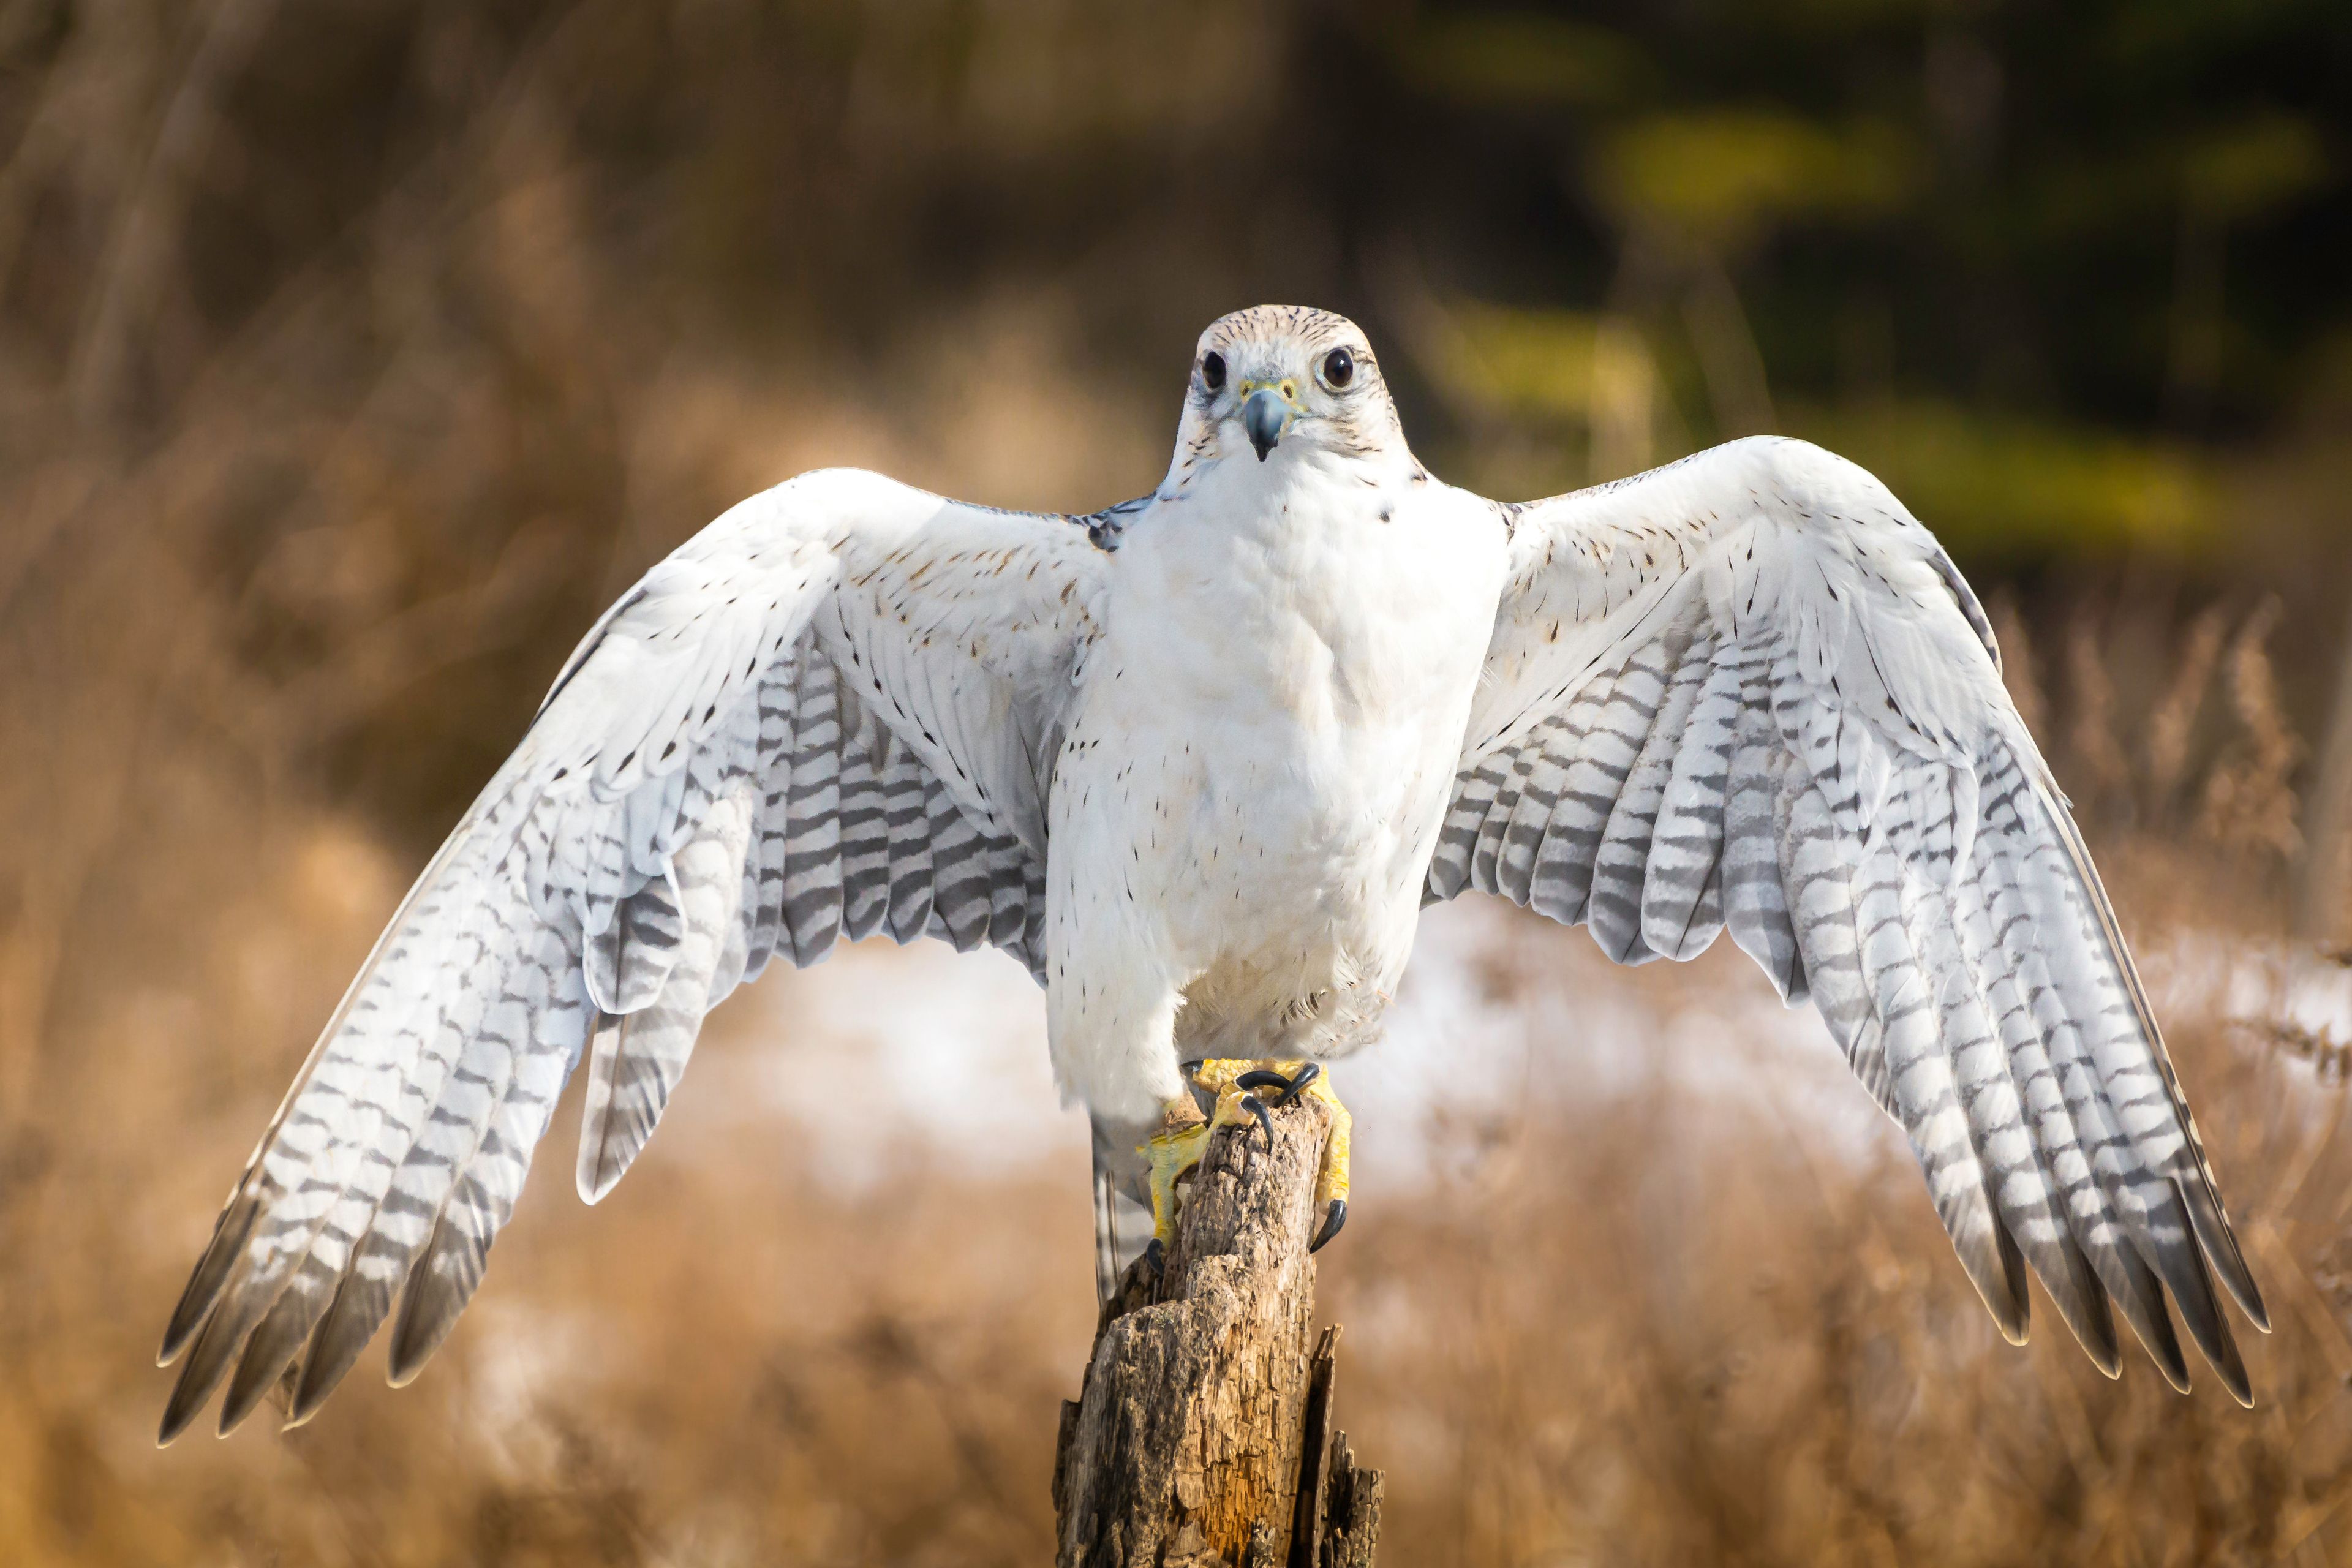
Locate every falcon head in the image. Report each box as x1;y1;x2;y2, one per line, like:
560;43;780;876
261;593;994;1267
1179;305;1403;469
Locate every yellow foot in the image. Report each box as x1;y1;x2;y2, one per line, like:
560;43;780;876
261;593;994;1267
1140;1058;1354;1261
1142;1098;1208;1261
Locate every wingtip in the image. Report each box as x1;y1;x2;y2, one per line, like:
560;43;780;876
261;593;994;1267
2078;1308;2123;1379
2176;1175;2269;1332
2109;1265;2193;1393
214;1359;281;1439
156;1289;216;1371
577;1159;622;1207
1966;1275;2032;1348
1990;1215;2031;1347
156;1378;211;1448
160;1193;262;1370
2223;1267;2269;1334
385;1304;446;1389
1948;1226;2032;1351
2046;1239;2124;1378
2196;1306;2255;1407
287;1367;336;1427
2204;1320;2255;1409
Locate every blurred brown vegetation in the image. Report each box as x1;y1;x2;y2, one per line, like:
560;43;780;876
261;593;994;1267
5;1;2352;1563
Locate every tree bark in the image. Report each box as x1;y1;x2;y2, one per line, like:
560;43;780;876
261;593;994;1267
1052;1091;1382;1567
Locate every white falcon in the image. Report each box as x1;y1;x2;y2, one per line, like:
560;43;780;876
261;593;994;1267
159;304;2268;1441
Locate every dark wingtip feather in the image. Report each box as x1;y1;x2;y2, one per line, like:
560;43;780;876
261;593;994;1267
157;1361;221;1446
2179;1174;2269;1332
158;1281;265;1445
288;1352;355;1425
1948;1208;2032;1348
386;1220;484;1387
2092;1237;2190;1392
216;1289;313;1436
2217;1344;2255;1408
1991;1213;2031;1346
2136;1184;2250;1403
384;1317;446;1390
2045;1237;2122;1378
2037;788;2269;1342
2132;1288;2193;1394
276;1353;324;1431
158;1192;260;1366
290;1273;390;1424
2187;1248;2255;1405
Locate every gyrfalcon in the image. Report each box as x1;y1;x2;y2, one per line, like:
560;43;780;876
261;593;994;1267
157;304;2268;1441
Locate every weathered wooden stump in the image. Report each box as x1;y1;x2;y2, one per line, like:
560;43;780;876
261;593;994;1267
1053;1091;1382;1567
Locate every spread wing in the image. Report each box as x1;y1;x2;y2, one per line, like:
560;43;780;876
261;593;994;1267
159;470;1109;1441
1429;436;2268;1401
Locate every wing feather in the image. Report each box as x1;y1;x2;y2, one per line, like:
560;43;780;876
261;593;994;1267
1528;669;1640;922
1588;622;1706;963
883;742;937;941
159;472;1104;1439
836;704;894;943
1436;437;2263;1400
741;649;802;976
1639;635;1741;959
781;652;846;964
1722;664;1804;1003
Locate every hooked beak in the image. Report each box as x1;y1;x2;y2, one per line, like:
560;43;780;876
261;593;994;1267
1241;386;1290;461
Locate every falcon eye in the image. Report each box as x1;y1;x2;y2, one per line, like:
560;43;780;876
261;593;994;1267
1319;347;1355;389
1200;351;1226;392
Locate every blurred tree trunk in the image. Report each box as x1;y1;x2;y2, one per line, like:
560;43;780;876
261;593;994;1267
1053;1094;1381;1567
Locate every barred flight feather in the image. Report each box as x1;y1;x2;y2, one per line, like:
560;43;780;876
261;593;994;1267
577;788;756;1205
1436;435;2264;1402
1588;621;1706;963
160;473;1099;1441
1525;669;1640;920
782;654;846;963
1721;674;1804;1003
741;649;803;976
1970;793;2194;1385
837;733;894;943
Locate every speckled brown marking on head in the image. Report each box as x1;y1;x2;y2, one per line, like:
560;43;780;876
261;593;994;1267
1170;304;1407;473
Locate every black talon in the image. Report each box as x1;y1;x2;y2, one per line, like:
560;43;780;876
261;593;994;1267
1235;1063;1320;1104
1142;1238;1166;1275
1309;1199;1348;1253
1238;1093;1275;1146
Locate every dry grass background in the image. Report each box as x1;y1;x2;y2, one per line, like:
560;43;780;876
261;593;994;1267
6;3;2352;1564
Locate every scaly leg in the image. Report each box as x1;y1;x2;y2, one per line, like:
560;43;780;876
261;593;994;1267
1139;1058;1353;1267
1141;1094;1208;1271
